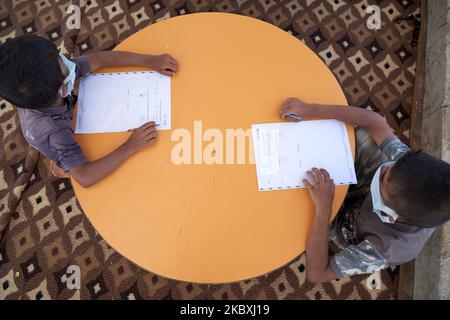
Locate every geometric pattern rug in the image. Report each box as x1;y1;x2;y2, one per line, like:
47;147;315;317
0;0;421;299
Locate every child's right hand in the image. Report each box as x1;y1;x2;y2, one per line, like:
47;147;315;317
279;98;316;121
125;121;158;154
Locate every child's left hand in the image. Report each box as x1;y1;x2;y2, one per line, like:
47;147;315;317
303;168;335;216
149;54;179;76
50;161;70;178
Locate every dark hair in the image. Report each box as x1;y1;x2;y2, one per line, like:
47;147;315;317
388;150;450;228
0;35;64;109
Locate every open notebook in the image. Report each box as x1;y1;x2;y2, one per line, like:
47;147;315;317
252;120;357;191
75;71;171;133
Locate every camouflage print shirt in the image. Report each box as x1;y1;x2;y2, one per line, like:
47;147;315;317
329;136;436;278
17;56;91;172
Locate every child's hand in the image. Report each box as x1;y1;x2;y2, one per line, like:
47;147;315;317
125;121;158;154
149;54;179;76
280;98;316;121
50;161;70;178
303;168;335;215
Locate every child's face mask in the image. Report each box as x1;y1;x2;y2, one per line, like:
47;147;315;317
370;161;399;224
58;53;76;98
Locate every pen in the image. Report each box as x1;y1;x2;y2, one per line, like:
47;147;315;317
286;114;302;121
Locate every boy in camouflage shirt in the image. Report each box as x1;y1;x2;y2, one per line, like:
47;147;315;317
280;98;450;282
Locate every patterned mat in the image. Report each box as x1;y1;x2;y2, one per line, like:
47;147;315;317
0;0;421;300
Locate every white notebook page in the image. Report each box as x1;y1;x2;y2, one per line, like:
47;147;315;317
76;71;171;133
252;120;357;191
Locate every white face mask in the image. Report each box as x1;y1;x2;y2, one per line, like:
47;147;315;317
58;53;77;98
370;161;399;224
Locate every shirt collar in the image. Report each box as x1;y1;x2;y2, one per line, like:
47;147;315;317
32;94;77;115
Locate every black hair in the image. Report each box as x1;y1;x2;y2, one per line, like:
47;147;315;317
0;35;64;109
388;150;450;228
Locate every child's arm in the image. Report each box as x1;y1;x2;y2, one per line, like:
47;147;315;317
84;51;179;76
280;98;394;146
69;121;157;188
303;168;337;284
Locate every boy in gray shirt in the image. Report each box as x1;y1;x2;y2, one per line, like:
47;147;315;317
0;35;179;187
280;98;450;282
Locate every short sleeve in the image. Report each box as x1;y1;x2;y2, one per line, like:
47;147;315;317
70;56;91;79
48;128;87;172
379;136;410;161
329;240;389;279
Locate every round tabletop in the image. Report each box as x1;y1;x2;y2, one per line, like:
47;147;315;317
72;13;354;283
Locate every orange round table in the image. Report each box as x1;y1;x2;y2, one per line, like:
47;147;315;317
73;13;354;283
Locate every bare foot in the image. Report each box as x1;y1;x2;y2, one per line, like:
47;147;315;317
50;161;70;178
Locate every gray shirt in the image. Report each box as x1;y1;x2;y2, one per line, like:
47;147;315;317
329;136;436;278
17;56;91;172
